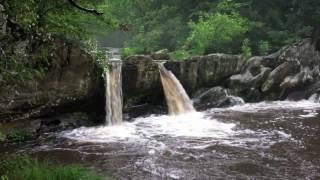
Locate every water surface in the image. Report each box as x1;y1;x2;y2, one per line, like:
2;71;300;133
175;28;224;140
1;101;320;179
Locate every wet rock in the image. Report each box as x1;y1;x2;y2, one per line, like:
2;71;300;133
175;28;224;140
122;53;245;107
261;62;300;92
151;49;170;60
194;86;244;110
0;4;7;39
123;55;163;106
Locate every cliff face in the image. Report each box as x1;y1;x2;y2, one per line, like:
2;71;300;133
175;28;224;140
0;5;104;127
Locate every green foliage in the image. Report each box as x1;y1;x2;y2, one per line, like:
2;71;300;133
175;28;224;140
4;0;117;39
0;175;9;180
184;13;249;55
242;38;252;58
169;50;191;61
122;47;141;59
107;0;320;57
6;129;33;142
258;41;270;55
0;155;108;180
85;39;108;69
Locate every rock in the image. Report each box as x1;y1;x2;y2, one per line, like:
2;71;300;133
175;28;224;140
261;50;282;69
122;53;245;107
194;86;244;110
151;49;170;60
0;36;104;124
0;4;7;39
261;62;300;92
123;54;163;106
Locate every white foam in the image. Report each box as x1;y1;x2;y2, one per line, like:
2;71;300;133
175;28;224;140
63;123;140;143
62;110;292;150
132;112;235;138
220;100;320;112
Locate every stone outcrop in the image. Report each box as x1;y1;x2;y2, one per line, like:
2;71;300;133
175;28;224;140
193;86;244;110
227;39;320;101
123;39;320;109
122;53;244;108
0;11;104;126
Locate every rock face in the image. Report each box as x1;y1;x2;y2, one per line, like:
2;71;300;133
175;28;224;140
0;14;104;125
227;39;320;101
122;53;244;108
123;39;320;110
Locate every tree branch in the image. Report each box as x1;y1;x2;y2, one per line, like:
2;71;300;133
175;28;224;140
68;0;103;16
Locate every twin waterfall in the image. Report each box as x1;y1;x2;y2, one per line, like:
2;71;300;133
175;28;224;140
105;48;123;126
158;63;195;115
105;52;195;125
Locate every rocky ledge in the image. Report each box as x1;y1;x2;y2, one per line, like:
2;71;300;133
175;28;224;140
123;39;320;110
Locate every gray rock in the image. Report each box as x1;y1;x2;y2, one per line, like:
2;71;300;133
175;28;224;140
151;49;170;60
0;4;7;39
194;86;244;110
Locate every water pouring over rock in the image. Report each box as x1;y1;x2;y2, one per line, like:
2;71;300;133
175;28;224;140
105;48;123;125
158;63;195;115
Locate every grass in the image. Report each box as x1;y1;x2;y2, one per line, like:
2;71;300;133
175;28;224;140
0;155;110;180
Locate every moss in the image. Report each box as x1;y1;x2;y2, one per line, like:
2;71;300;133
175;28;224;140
6;129;33;142
0;155;111;180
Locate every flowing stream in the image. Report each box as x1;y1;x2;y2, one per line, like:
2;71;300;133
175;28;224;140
2;100;320;179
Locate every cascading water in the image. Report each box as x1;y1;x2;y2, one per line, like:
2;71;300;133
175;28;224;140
308;93;320;103
105;48;123;125
158;63;195;115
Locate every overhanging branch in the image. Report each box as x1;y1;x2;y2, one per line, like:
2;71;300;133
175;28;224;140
68;0;103;16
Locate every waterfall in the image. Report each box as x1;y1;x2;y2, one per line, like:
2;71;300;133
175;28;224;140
308;93;320;103
158;63;195;115
105;48;123;125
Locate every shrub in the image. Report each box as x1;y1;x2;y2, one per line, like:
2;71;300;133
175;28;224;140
184;12;249;55
0;155;109;180
122;47;142;59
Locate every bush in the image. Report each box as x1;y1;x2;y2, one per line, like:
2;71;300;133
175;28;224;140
0;155;109;180
184;12;249;55
122;47;142;59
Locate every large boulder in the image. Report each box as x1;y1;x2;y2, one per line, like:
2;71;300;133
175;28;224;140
193;86;244;110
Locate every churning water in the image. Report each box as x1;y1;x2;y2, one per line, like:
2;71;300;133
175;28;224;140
4;100;319;179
